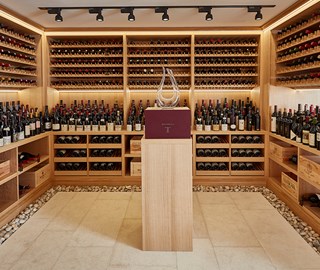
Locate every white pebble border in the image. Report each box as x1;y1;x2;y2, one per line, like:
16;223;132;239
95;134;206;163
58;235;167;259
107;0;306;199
0;185;319;255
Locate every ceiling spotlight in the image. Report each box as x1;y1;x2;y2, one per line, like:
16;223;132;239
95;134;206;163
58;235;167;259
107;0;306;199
248;6;263;21
155;7;169;21
198;7;213;21
48;8;63;22
121;7;135;22
89;8;104;22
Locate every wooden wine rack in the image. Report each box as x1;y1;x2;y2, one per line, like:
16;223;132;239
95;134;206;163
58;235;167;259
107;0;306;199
274;2;320;88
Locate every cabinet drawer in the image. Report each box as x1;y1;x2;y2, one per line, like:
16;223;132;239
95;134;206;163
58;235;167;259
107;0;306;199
20;163;51;187
281;172;298;200
299;155;320;187
269;141;296;162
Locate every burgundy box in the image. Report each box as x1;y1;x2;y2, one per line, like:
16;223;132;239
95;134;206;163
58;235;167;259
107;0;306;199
145;107;191;139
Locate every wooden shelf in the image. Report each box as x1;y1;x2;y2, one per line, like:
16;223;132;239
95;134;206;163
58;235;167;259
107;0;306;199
88;170;122;176
54;170;87;176
127;44;190;48
19;187;35;199
0;29;36;46
128;54;191;58
50;44;123;48
303;202;320;221
0;55;37;66
276;47;320;63
50;54;123;58
88;157;121;162
195;73;258;77
0;42;36;56
50;64;123;68
54;144;87;149
195;43;258;47
195;54;258;57
54;157;87;162
194;84;257;89
124;152;141;158
195;157;229;162
0;68;36;77
269;156;298;175
88;144;122;149
18;155;49;175
277;63;320;75
196;170;229;176
192;130;266;135
0;173;18;186
0;83;37;89
0;199;17;213
127;64;191;67
195;63;258;67
128;74;190;77
231;170;264;176
276;16;320;41
196;143;229;149
231;157;264;162
275;79;320;88
231;143;264;149
50;74;123;78
276;32;320;52
52;85;123;90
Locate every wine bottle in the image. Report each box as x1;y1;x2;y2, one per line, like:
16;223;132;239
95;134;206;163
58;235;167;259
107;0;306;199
24;113;31;139
211;136;220;143
231;149;239;157
52;108;61;131
246;135;253;143
238;112;245;131
289;154;298;164
204;149;212;157
218;162;227;170
16;113;25;141
254;109;261;131
302;193;320;206
68;114;76;131
197;136;205;143
91;149;100;157
238;135;246;143
231;135;239;143
309;116;317;148
204;162;212;170
239;149;246;157
71;135;80;143
246;162;254;170
196;149;205;157
219;149;227;157
204;135;212;143
60;111;68;132
44;105;52;131
58;162;66;170
29;111;36;136
56;149;67;157
253;149;261;157
2;115;11;145
71;150;80;157
80;149;86;157
197;162;205;170
302;116;310;145
0;128;3;147
231;162;239;170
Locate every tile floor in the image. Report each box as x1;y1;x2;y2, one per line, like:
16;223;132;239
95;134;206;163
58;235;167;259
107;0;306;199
0;192;320;270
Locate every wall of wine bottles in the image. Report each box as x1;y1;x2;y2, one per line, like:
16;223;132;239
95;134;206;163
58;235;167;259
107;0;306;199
273;3;320;88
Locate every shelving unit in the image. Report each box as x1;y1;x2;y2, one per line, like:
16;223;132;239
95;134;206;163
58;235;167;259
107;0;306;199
273;3;320;88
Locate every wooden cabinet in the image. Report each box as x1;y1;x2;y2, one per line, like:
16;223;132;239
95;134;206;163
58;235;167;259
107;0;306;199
272;3;320;88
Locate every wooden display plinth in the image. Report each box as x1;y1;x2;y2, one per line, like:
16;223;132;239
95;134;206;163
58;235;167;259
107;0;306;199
142;138;193;251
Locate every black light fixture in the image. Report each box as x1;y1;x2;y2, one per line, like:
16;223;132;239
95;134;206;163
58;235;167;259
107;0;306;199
199;7;213;21
248;6;263;21
89;8;104;22
121;7;135;22
155;7;169;21
48;8;63;22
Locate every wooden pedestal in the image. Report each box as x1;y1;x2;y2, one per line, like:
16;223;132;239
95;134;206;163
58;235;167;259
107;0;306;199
141;138;193;251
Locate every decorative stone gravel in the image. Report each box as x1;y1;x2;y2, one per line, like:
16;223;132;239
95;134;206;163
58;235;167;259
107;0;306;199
0;185;319;255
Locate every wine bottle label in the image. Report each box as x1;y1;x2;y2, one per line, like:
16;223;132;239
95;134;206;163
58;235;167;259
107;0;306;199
45;122;52;130
127;124;132;132
25;125;31;136
99;125;106;132
18;131;24;141
61;124;68;132
296;136;301;143
213;124;219;131
84;125;91;131
196;124;203;131
271;117;276;132
302;130;309;144
107;123;114;131
309;133;316;147
0;138;3;147
290;130;296;140
115;125;122;131
92;125;99;132
317;132;320;142
36;120;40;129
221;124;228;131
238;120;245;131
230;124;236;131
3;135;11;145
135;123;142;131
204;125;211;131
69;125;75;131
76;125;83;131
52;123;60;131
30;122;36;131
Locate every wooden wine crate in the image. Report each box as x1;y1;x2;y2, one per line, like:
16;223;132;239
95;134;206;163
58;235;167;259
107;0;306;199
0;160;10;178
281;171;298;200
19;163;50;188
299;155;320;187
269;141;297;162
130;136;142;154
131;157;141;176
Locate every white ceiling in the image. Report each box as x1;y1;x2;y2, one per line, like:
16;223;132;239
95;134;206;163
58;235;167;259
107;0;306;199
0;0;300;29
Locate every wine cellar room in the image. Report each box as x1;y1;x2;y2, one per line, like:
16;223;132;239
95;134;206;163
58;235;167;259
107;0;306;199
1;0;320;269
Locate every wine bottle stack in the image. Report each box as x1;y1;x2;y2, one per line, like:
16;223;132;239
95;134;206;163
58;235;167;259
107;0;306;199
194;36;259;89
231;135;262;144
90;135;121;144
231;162;258;170
55;135;85;144
90;149;121;157
0;23;37;88
56;149;87;157
270;103;320;150
196;135;224;143
56;162;86;171
18;152;40;170
46;99;124;132
90;162;120;171
275;11;320;87
194;98;261;132
49;37;123;89
231;149;262;157
196;162;228;171
127;37;191;89
196;148;228;157
0;100;46;147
